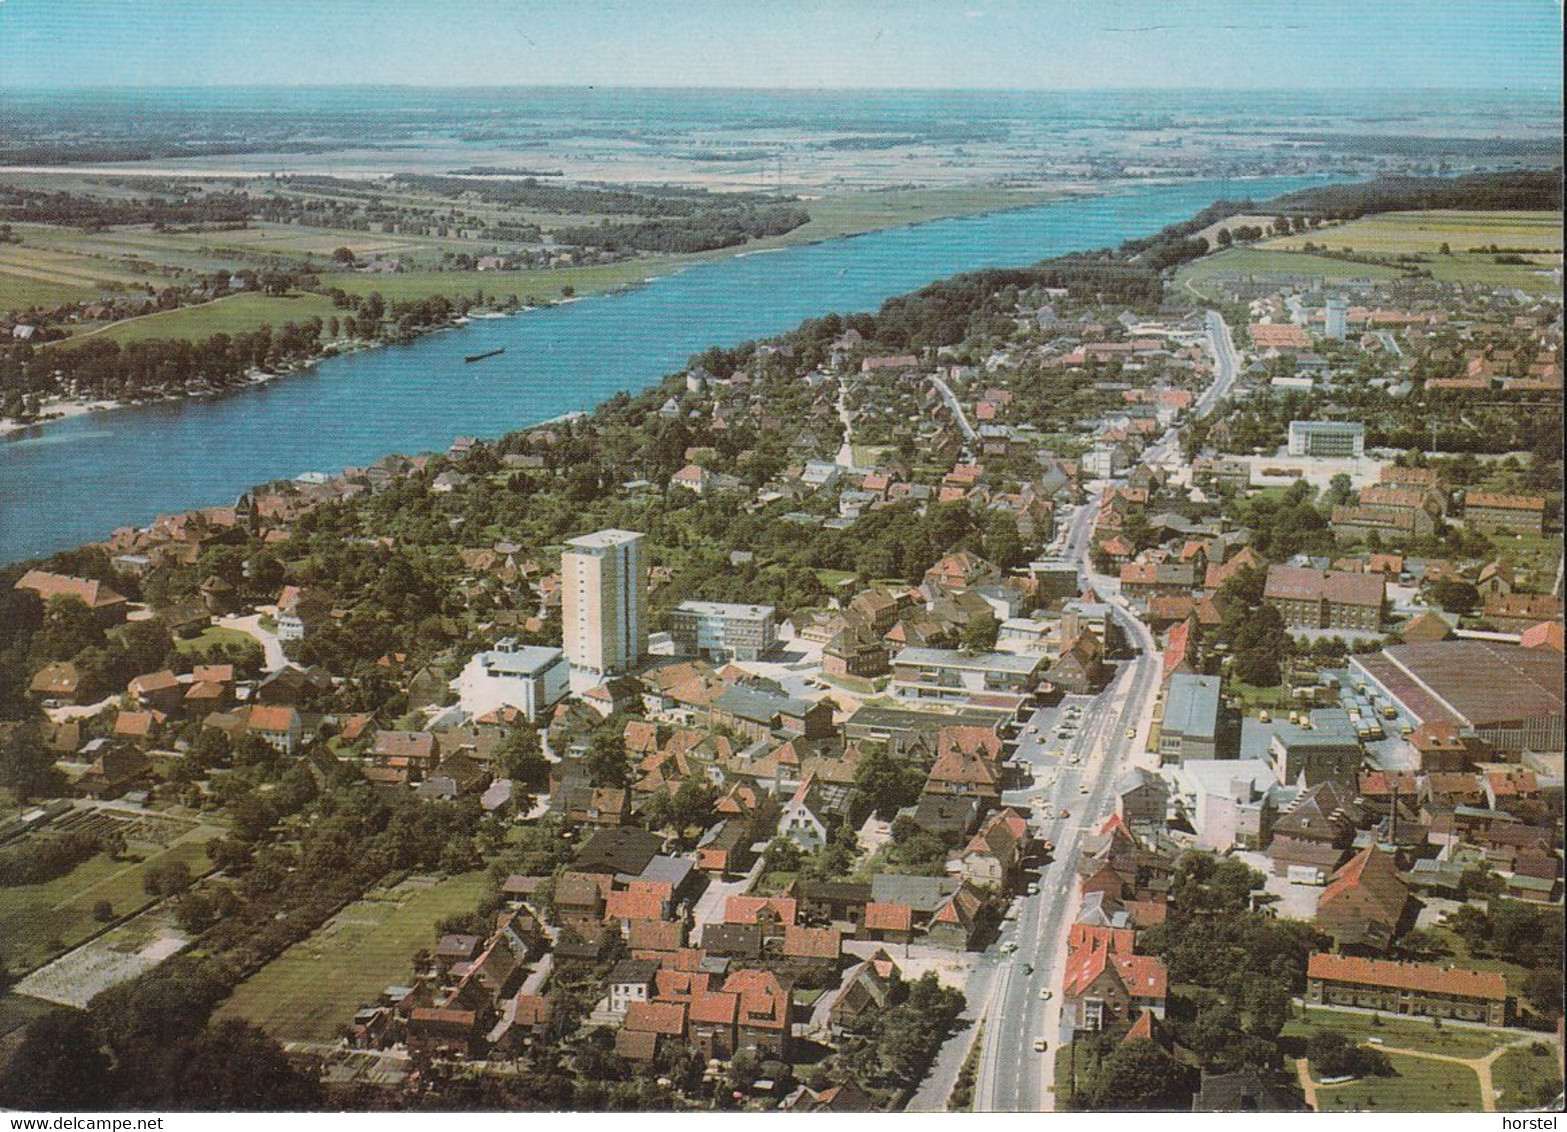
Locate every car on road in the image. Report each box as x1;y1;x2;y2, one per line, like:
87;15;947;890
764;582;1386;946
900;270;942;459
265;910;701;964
1078;783;1090;794
1126;727;1136;739
1001;940;1018;954
1039;989;1052;1001
1059;808;1070;818
1026;882;1039;895
1033;1038;1049;1053
1022;963;1033;975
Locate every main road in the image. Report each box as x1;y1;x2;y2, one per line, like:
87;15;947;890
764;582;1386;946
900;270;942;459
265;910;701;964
964;309;1235;1111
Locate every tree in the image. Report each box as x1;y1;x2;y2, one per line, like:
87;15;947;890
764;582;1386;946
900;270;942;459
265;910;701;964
850;745;924;823
1524;967;1563;1021
1323;472;1354;508
143;860;193;898
0;1008;113;1110
496;726;548;786
331;246;356;264
93;899;115;923
1086;1039;1190;1110
960;612;1000;652
1306;1030;1393;1079
583;730;630;788
1430;579;1479;614
1216;227;1233;247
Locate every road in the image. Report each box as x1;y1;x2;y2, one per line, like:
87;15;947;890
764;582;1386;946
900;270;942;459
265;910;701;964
929;374;978;442
964;310;1235;1111
1193;308;1240;422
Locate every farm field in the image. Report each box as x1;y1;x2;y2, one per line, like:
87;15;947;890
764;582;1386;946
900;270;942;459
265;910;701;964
213;871;489;1043
70;290;340;346
1262;210;1562;293
1176;245;1405;299
0;817;220;974
1265;210;1562;256
315;259;668;304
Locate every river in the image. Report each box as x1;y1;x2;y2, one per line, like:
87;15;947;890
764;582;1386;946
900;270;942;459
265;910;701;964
0;174;1331;564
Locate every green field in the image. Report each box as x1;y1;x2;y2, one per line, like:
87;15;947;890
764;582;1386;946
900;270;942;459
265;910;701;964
66;290;342;346
1286;1007;1515;1061
214;871;490;1043
315;258;669;305
1177;246;1405;299
1267;211;1562;257
0;992;56;1040
1310;1050;1483;1112
0;824;219;973
1258;210;1562;294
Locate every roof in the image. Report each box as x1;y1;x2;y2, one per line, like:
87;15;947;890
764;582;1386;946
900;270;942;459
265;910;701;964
1306;952;1507;1001
1264;564;1384;609
725;895;797;927
782;925;842;960
862;902;914;932
713;685;813;725
565;528;644;550
1164;673;1221;741
247;704;300;733
624;1000;687;1036
15;570;126;609
1466;492;1545;512
1374;641;1564;729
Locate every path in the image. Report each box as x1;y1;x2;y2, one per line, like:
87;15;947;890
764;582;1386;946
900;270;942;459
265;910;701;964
217;611;287;671
1300;1034;1541;1115
1295;1058;1320;1110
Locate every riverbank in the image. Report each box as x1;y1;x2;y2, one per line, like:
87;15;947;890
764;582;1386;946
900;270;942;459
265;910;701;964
0;173;1338;564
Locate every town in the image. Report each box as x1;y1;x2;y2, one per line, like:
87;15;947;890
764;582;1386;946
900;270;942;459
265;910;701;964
0;167;1561;1114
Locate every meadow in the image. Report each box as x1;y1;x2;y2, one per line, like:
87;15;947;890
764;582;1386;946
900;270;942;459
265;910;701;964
213;871;490;1043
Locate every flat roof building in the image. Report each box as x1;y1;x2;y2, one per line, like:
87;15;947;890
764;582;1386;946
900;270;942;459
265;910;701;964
1159;673;1222;766
1351;640;1563;755
671;601;777;662
1287;420;1364;458
456;639;569;722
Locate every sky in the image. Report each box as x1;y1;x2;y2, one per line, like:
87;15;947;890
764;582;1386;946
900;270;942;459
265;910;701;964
1;0;1561;92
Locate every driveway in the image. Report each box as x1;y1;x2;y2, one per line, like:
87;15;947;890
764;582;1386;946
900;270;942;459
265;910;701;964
216;612;287;671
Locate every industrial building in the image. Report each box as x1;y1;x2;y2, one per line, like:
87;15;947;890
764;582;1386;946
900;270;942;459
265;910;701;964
1350;640;1564;755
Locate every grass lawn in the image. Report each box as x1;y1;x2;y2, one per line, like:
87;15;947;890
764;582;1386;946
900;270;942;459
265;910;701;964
813;568;859;589
1310;1051;1482;1112
56;290;341;347
1491;1042;1564;1111
1484;531;1565;591
214;871;489;1043
0;825;220;974
1229;677;1289;712
174;624;263;659
1285;1006;1513;1062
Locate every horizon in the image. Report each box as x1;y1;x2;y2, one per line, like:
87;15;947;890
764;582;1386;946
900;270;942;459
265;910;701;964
7;82;1564;95
2;0;1561;93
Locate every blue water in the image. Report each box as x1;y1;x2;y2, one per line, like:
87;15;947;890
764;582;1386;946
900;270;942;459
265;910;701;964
0;174;1332;563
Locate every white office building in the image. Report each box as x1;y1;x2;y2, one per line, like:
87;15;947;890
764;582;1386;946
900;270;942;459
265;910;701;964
455;639;569;721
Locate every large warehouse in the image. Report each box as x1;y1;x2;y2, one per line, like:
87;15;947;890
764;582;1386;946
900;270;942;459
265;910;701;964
1349;640;1564;754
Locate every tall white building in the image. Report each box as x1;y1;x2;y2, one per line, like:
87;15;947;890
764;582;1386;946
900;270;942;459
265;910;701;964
1325;296;1348;341
562;528;645;690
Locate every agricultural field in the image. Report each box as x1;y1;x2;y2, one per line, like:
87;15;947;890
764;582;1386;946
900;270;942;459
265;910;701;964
0;239;159;310
213;871;490;1043
0;815;220;974
1266;210;1562;257
1176;245;1405;299
1261;210;1562;293
73;290;341;346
